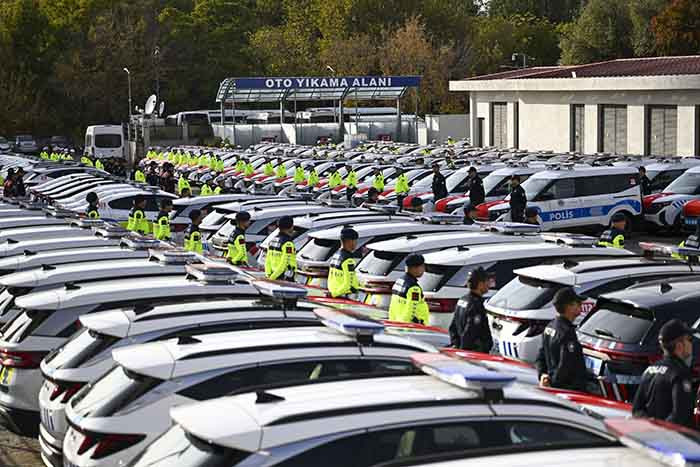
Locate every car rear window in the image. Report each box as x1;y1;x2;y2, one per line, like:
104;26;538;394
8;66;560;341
70;365;161;417
489;276;563;311
0;309;51;343
299;238;339;262
419;265;462;292
44;328;119;369
357;250;406;276
578;302;654;344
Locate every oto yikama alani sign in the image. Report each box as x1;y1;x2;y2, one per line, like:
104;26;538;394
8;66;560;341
233;76;421;90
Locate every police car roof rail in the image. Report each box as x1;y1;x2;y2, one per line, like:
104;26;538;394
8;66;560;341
604;418;700;467
478;221;541;236
314;308;384;345
540;233;597;247
411;353;514;403
120;235;163;250
148;248;200;265
94;222;129;239
70;218;104;229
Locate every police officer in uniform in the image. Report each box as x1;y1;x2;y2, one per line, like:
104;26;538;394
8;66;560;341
509;175;527;223
183;209;203;253
265;215;297;281
226;211;251;266
389;254;429;325
639;166;652;196
465;167;484;208
327;228;360;298
153;199;173;241
431;162;448;201
86;192;100;219
449;267;493;352
462;202;479;225
633;319;695;428
535;288;588;391
395;169;409;213
597;212;627;248
344;163;358;203
127;195;149;234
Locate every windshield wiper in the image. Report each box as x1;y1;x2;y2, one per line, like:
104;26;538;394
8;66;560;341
594;328;618;339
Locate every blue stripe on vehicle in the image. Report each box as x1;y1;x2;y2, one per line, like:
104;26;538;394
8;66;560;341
534;199;641;223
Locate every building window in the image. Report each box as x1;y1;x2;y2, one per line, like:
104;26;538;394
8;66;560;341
491;102;507;148
570;105;585;153
600;105;627;154
647;105;677;156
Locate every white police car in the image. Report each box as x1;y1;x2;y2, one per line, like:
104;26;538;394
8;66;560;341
643;165;700;229
62;310;437;467
486;258;700;363
0;232;124;259
488;166;641;231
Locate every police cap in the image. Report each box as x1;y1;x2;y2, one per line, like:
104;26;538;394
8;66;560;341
468;166;477;173
467;267;492;288
236;211;251;222
86;192;98;204
659;319;693;344
405;254;425;267
511;174;521;182
611;212;626;223
340;228;358;241
278;215;293;230
553;287;586;313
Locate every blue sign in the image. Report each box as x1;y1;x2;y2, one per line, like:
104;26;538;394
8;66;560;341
233;76;421;90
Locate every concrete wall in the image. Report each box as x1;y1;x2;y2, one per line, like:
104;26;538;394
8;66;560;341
464;89;700;156
424;114;469;144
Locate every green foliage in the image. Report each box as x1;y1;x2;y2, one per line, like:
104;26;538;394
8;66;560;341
652;0;700;55
488;0;582;23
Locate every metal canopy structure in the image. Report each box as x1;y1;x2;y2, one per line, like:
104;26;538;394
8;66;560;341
215;75;422;144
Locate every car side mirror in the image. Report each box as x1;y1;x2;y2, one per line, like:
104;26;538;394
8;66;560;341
537;192;554;201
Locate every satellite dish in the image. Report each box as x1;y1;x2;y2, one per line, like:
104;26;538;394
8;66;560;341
158;101;165;117
144;94;157;116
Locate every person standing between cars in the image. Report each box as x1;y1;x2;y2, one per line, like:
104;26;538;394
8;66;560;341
95;158;105;171
226;211;251;266
126;195;150;234
389;254;429;325
431;162;448;201
134;167;146;183
327;228;360;298
597;212;627;249
263;158;275;177
535;288;588;392
632;319;695;428
328;165;342;189
293;163;306;185
153;198;173;241
639;166;652;196
275;161;287;180
462;202;479;225
146;162;159;186
160;163;176;194
2;169;15;197
362;187;380;207
524;207;542;226
509;175;527;223
307;167;320;188
372;168;385;193
14;167;26;197
265;215;297;281
344;163;358;203
449;267;493;352
395;169;410;213
85;192;100;219
467;167;485;207
183;209;203;253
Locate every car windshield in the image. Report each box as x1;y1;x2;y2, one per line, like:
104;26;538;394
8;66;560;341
298;237;339;262
522;177;552;201
94;134;122;148
129;424;248;467
489;276;563;310
357;250;407;276
413;173;435;189
201;211;226;227
446;170;467;192
418;264;462;292
664;172;700;195
578;303;654;344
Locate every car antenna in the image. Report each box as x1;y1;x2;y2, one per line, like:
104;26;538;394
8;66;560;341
256;391;285;404
41;264;56;271
660;282;672;294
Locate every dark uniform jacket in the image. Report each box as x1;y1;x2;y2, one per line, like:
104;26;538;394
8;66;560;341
468;176;485;206
146;172;160;186
449;292;493;352
640;175;652;196
535;315;587;391
161;172;176;193
184;224;200;238
509;185;527;222
632;355;694;428
463;216;475;225
432;172;448;201
598;227;626;248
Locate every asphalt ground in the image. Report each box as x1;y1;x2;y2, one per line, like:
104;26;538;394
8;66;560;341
0;231;687;467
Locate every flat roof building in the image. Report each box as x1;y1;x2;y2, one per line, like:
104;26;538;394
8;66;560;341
450;56;700;157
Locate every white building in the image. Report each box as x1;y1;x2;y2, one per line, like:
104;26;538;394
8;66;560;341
449;56;700;157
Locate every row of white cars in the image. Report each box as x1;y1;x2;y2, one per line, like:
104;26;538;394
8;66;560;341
0;151;699;467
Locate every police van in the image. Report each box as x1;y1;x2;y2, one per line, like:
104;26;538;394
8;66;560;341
488;166;641;231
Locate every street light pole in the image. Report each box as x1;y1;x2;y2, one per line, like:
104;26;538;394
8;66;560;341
123;67;132;118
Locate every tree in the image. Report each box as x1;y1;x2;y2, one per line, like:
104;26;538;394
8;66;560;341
488;0;583;23
629;0;667;57
559;0;634;65
652;0;700;55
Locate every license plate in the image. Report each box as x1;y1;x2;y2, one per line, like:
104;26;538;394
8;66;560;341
584;356;603;376
0;366;13;385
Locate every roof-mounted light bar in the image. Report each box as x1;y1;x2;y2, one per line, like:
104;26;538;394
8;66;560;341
120;235;162;250
251;279;308;300
541;232;597;247
367;204;401;215
639;242;680;258
19;200;44;210
93;223;129;239
149;248;199;265
411;353;516;391
70;218;104;229
479;221;541;235
605;418;700;467
414;213;464;225
185;262;239;283
314;308;385;339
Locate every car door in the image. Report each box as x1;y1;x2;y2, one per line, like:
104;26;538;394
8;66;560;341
534;178;579;229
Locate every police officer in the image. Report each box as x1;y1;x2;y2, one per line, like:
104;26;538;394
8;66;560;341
146;162;160;186
226;211;251;266
509;175;527;223
395;169;409;213
431;162;448;201
293;163;306;185
639;166;652;196
134;167;146;183
263;158;275;177
126;195;149;234
524;207;542;226
462;202;479;225
597;212;627;249
467;167;485;207
362;187;380;207
677;223;700;253
184;209;203;253
85;192;100;219
344;163;358;203
265;215;296;281
632;319;695;428
449;267;493;352
535;287;588;392
153;199;173;241
389;254;429;325
372;168;385;193
160;163;176;194
327;228;360;298
328;165;343;189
